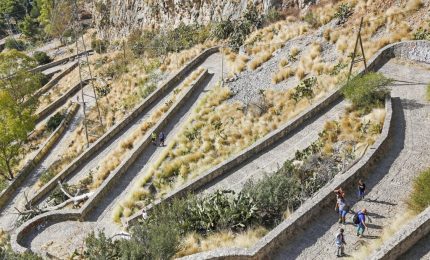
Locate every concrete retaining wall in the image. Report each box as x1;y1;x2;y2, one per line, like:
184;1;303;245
369;207;430;260
33;62;79;99
35;78;90;124
11;69;210;253
26;46;218;208
177;40;430;260
0;103;80;210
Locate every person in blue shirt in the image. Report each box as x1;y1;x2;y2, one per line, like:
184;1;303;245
357;208;368;237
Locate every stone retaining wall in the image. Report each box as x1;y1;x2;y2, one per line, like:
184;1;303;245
30;51;92;73
179;94;393;260
11;69;210;253
26;46;219;207
0;103;80;210
177;40;430;259
127;41;430;225
33;61;79;99
35;78;90;124
369;207;430;260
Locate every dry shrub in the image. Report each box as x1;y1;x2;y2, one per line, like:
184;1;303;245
405;0;423;11
248;51;272;70
272;67;294;84
175;227;268;258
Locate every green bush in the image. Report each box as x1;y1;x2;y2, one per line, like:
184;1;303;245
334;3;353;25
264;8;283;24
47;112;65;131
211;19;234;40
5;38;26;51
413;22;430;40
427;83;430;101
39;170;56;185
408;168;430;212
91;38;109;54
341;72;391;113
33;51;51;65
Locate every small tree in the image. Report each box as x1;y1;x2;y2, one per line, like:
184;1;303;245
0;90;35;180
0;50;42;107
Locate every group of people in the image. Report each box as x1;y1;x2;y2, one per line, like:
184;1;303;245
334;179;369;257
151;131;165;146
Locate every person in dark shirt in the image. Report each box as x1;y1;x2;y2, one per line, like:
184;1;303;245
358;179;366;200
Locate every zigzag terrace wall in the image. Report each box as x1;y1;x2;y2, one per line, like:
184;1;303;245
35;78;91;124
11;69;211;253
29;50;92;74
33;61;79;99
26;46;219;207
177;40;430;259
369;206;430;260
0;103;80;210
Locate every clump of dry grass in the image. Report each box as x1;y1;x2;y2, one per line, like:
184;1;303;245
175;227;268;258
272;67;294;84
248;50;273;70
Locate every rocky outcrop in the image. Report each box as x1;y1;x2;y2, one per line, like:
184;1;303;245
93;0;312;39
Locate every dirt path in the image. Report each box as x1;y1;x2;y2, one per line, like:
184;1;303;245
272;59;430;259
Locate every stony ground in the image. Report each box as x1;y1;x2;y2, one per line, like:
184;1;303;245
272;59;430;259
200;99;346;194
23;52;227;258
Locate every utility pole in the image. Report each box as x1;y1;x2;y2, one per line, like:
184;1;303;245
72;0;104;148
347;17;368;83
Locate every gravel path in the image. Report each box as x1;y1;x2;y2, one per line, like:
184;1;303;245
199;99;346;194
24;53;227;258
272;59;430;259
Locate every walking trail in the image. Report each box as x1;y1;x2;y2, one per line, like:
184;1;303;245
22;53;227;258
272;59;430;259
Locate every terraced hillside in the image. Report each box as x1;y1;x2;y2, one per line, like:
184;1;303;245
0;0;430;259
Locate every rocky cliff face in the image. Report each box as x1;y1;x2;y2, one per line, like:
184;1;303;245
93;0;314;39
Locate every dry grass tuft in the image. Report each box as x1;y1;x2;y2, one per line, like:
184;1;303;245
175;227;268;258
272;67;294;84
248;51;272;70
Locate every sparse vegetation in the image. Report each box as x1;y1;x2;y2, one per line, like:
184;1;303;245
334;3;353;25
33;51;52;65
408;168;430;213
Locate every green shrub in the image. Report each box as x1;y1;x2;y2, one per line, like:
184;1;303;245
426;83;430;101
264;8;283;24
47;112;65;132
413;22;430;40
290;77;317;103
33;51;51;65
243;171;301;226
334;3;353;25
341;72;391;113
39;170;56;185
5;38;26;51
211;19;234;40
91;38;109;54
408;168;430;212
303;11;319;28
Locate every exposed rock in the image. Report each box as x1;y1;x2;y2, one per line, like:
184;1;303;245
93;0;315;39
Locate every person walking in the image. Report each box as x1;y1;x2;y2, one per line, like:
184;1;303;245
356;208;368;237
334;187;345;213
357;179;366;200
335;228;347;257
159;131;165;147
336;196;348;224
151;132;157;146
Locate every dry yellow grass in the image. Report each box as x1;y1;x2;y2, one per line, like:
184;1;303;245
175;227;268;258
272;67;294;84
248;51;273;70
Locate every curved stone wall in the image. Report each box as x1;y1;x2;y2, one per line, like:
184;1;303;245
177;40;430;260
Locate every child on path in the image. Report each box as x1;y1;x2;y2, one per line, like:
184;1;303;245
358;179;366;200
151;132;157;146
356;208;368;237
159;131;165;147
335;228;347;257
